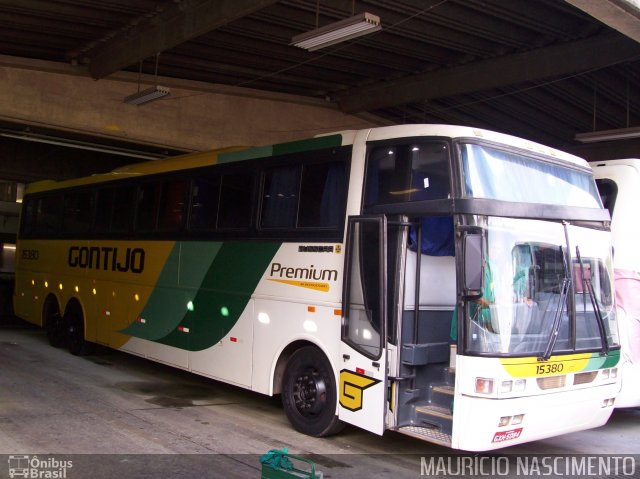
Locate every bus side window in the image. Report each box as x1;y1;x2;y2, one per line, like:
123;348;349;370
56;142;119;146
261;165;300;229
21;198;37;237
36;195;62;235
135;182;160;232
158;179;189;232
190;175;220;231
595;178;617;217
111;185;136;233
63;191;92;235
298;160;346;228
364;142;450;207
94;187;114;233
218;172;253;229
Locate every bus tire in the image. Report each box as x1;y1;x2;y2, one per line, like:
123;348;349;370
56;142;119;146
281;346;344;437
64;307;94;356
43;297;64;348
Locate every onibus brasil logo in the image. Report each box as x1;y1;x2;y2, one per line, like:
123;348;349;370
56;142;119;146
8;455;72;478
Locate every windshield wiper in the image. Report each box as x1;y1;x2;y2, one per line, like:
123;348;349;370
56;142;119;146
540;246;570;361
575;246;610;355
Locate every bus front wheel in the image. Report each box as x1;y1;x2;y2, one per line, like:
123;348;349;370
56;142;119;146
281;346;343;437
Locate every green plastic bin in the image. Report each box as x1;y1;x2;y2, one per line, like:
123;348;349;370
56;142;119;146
260;449;322;479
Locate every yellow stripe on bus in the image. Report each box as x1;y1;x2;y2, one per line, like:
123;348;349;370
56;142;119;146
500;353;593;377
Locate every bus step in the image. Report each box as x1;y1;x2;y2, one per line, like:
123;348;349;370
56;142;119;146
431;385;454;396
397;425;452;448
415;404;453;421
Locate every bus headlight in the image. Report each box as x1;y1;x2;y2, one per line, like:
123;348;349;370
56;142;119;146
601;369;609;379
475;377;494;394
511;414;525;425
499;379;525;394
611;368;618;378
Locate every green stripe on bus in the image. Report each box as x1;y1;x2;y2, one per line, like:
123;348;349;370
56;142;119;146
120;242;223;340
157;241;281;351
218;146;273;164
601;349;620;368
584;349;620;371
272;134;343;156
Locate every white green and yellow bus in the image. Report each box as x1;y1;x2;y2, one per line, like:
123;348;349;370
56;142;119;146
593;158;640;408
13;125;620;451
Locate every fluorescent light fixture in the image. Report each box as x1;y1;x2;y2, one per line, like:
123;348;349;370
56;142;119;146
291;12;381;51
575;126;640;143
124;85;170;106
0;132;165;160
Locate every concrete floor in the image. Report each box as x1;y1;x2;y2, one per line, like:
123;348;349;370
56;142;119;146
1;317;639;479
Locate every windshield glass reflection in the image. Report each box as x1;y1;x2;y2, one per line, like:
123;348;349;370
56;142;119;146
466;218;617;355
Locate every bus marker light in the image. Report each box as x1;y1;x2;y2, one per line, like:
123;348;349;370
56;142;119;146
58;283;63;290
136;317;146;324
187;301;194;312
34;295;38;300
258;312;270;324
230;337;237;342
134;294;139;302
499;416;511;427
75;285;79;293
475;378;494;394
307;306;316;313
178;326;189;333
356;367;365;375
31;280;35;286
92;288;97;295
512;414;525;425
334;309;342;316
44;281;48;288
104;310;111;316
221;306;229;317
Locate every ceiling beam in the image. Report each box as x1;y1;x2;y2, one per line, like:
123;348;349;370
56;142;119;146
87;0;278;80
336;32;640;113
564;0;640;43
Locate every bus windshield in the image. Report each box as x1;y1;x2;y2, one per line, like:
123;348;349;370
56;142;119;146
466;218;618;356
461;143;602;207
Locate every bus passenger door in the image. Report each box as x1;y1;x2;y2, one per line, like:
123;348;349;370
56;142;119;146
339;215;388;435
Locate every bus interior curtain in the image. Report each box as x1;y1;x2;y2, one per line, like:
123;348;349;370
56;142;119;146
319;162;346;227
408;216;455;256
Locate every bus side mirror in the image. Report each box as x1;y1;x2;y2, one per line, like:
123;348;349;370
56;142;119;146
463;232;484;297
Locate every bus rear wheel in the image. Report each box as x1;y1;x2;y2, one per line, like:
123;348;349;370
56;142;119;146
64;307;94;356
281;346;343;437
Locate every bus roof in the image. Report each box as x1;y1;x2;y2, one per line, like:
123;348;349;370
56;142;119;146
364;124;588;168
25;125;589;195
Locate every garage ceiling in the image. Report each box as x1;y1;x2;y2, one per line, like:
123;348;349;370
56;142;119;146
2;0;640;158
